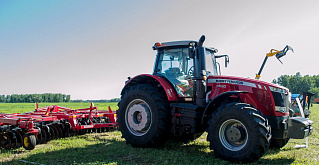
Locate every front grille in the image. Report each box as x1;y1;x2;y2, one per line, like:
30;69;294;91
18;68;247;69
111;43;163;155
271;91;289;112
272;92;285;107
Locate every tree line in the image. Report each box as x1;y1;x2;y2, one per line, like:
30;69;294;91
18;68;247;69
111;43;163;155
273;72;319;102
0;93;71;103
71;98;120;103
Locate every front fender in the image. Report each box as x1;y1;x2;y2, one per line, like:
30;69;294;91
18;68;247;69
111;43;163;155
202;91;248;124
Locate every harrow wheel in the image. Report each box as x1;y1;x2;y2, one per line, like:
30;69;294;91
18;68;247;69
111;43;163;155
0;133;12;149
13;130;23;148
22;133;36;150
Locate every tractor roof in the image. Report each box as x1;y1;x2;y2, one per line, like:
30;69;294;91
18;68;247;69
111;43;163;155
153;40;198;50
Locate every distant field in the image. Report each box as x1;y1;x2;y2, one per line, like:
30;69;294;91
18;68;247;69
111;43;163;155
0;102;119;114
0;103;318;164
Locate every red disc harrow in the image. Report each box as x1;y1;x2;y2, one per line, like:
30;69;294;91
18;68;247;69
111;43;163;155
0;103;118;150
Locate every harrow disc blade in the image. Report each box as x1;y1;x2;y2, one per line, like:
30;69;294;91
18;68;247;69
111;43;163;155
57;124;65;138
42;126;51;142
40;127;47;144
35;127;43;144
97;128;102;133
12;130;23;148
78;121;88;135
62;123;72;137
48;125;56;140
55;124;63;138
0;133;12;149
50;125;59;139
70;128;76;137
102;127;109;132
7;131;17;149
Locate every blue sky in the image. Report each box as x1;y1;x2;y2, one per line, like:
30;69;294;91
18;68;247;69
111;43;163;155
1;1;319;100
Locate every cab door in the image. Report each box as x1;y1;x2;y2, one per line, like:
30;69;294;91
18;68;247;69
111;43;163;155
154;48;194;98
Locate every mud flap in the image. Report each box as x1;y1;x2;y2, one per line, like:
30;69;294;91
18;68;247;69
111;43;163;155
287;117;313;139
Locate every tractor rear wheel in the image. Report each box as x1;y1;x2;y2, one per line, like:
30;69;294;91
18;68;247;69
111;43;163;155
118;84;170;147
207;102;271;163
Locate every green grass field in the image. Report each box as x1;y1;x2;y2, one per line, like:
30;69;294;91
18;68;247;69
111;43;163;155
0;103;318;164
0;102;119;114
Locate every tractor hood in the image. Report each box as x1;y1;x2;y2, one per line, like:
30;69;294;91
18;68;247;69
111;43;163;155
207;75;289;94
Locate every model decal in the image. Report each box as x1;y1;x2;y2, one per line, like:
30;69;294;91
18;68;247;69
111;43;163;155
208;79;257;88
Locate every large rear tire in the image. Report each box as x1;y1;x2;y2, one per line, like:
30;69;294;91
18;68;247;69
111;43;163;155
118;84;170;147
207;102;271;163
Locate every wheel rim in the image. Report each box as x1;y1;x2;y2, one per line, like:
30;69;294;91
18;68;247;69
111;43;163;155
125;99;152;136
219;119;248;151
24;136;30;147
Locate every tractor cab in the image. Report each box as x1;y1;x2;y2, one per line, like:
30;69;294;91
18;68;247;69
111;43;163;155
152;41;223;98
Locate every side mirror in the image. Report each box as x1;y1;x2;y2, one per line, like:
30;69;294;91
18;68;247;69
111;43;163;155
215;55;229;67
225;55;229;67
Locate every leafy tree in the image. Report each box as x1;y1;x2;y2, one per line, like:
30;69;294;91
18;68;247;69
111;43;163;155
274;72;319;103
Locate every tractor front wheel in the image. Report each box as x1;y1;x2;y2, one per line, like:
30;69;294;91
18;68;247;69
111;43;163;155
207;102;271;163
118;84;170;147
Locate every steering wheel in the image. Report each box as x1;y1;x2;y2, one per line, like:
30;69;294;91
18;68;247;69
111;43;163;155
187;66;194;76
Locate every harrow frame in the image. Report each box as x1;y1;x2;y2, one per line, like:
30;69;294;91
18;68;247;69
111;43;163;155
0;103;118;150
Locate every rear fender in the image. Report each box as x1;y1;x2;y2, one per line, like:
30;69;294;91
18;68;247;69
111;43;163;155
202;91;248;124
121;74;178;101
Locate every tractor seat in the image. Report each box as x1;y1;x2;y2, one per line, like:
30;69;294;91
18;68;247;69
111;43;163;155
166;67;183;77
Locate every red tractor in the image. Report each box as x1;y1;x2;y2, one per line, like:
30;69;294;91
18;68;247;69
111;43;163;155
117;35;313;163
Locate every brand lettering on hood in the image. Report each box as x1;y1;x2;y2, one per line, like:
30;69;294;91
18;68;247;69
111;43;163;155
208;79;257;88
215;79;244;85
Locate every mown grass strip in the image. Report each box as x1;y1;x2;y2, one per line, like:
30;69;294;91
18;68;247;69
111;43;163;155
0;103;318;164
